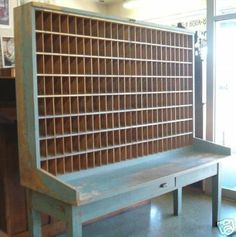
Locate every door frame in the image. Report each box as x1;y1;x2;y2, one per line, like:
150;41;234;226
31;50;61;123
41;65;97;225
206;0;236;200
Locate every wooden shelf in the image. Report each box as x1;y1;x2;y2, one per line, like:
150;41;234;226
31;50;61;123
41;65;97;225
0;68;15;79
34;9;194;175
17;8;195;175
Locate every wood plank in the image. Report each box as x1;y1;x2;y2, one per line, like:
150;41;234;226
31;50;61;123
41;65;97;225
64;149;226;204
0;68;15;78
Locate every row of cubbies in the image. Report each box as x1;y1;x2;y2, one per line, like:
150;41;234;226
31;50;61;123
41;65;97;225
40;135;192;175
37;57;192;75
35;10;194;174
37;77;192;94
38;95;192;115
39;108;193;136
40;121;193;157
35;11;192;47
36;33;192;62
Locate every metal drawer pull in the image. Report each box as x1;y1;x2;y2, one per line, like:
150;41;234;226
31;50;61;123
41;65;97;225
160;183;168;188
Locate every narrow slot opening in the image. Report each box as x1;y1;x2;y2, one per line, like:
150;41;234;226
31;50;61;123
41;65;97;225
77;37;84;55
38;98;46;116
60;14;68;33
36;33;43;52
70;57;77;74
56;138;65;155
52;13;60;32
43;12;51;31
69;16;76;34
99;40;105;56
61;36;69;54
64;137;72;154
37;55;44;74
61;56;69;74
57;158;65;174
71;117;79;133
63;117;71;134
55;118;63;135
73;155;80;171
92;39;98;56
105;40;112;57
52;56;60;74
105;22;112;38
47;138;56;156
91;20;98;37
87;152;95;168
93;96;99;112
85;58;92;74
44;34;52;52
85;38;91;55
48;159;57;175
41;161;48;172
77;58;84;75
79;115;86;131
87;135;95;152
62;97;71;114
35;11;43;30
77;17;84;35
54;97;62;115
84;19;91;36
69;37;77;54
46;118;55;136
39;119;46;137
53;35;61;53
86;96;93;113
98;21;105;37
80;154;88;170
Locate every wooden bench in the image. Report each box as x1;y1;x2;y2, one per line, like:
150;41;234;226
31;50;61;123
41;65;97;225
14;3;231;237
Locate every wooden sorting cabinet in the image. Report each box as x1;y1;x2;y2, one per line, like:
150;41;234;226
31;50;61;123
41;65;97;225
33;6;193;175
15;3;231;237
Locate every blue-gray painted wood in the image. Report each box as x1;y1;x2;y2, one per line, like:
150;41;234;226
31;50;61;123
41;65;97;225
15;3;232;236
66;206;82;237
31;190;70;221
27;190;42;237
212;163;222;227
173;188;182;216
175;164;217;187
193;138;231;155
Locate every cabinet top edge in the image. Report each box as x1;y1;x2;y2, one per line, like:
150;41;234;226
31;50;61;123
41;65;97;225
17;1;194;36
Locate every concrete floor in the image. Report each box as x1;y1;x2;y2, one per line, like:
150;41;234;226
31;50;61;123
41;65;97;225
57;189;236;237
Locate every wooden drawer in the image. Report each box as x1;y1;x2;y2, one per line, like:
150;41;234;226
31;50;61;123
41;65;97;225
176;164;218;187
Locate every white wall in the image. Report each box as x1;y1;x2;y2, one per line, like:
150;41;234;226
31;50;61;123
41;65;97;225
51;0;107;14
106;0;206;29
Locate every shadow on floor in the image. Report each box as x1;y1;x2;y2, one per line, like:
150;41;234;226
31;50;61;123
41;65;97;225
56;189;236;237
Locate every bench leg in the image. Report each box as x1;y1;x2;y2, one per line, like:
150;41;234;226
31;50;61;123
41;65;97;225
173;188;182;216
212;163;221;227
27;191;42;237
66;206;82;237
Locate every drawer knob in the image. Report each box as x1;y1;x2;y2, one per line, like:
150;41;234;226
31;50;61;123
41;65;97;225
160;183;167;188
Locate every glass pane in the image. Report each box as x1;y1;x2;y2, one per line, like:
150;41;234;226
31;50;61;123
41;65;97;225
216;0;236;15
215;20;236;147
215;19;236;193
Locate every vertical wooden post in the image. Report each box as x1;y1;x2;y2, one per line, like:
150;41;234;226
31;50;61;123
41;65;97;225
173;188;182;216
66;206;82;237
212;163;221;227
27;190;42;237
